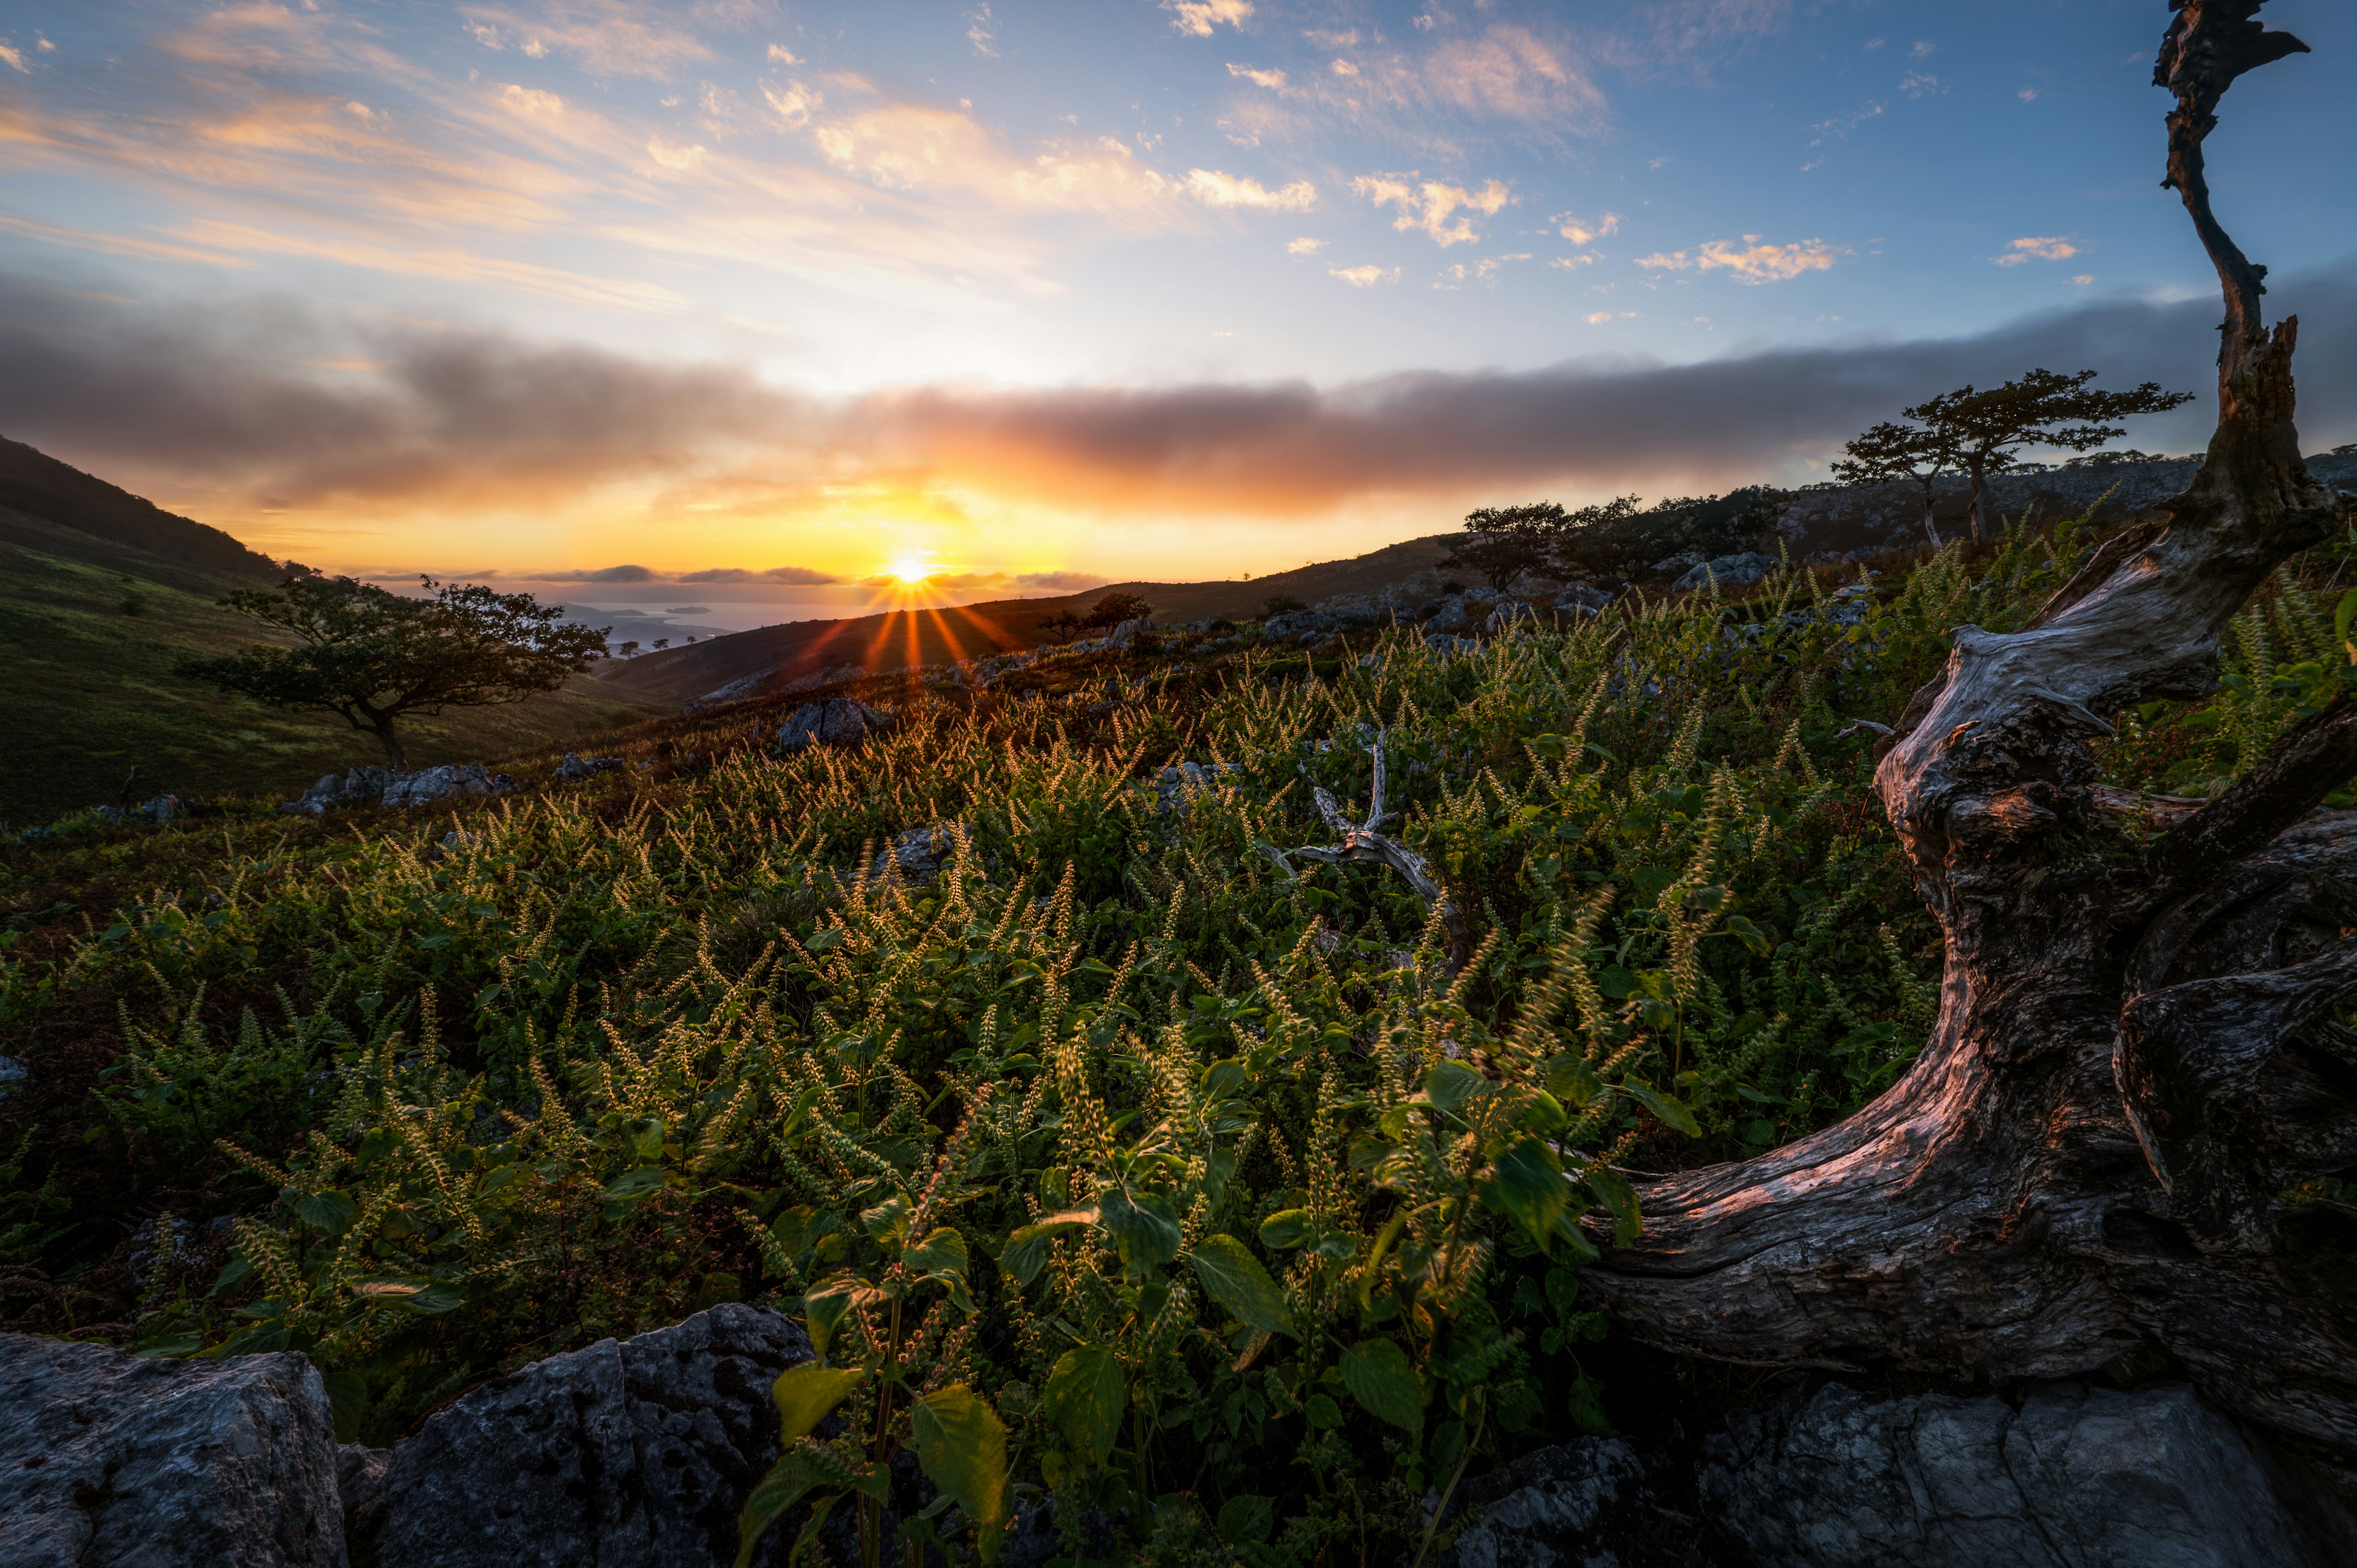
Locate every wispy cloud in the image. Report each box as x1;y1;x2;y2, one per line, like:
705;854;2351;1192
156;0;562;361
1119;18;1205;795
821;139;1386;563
1226;63;1287;89
1286;236;1323;255
1554;210;1619;245
1186;168;1315;210
1164;0;1251;38
1329;264;1398;287
1639;235;1846;284
458;1;714;80
1433;253;1528;289
1994;235;2079;267
1351;173;1510;245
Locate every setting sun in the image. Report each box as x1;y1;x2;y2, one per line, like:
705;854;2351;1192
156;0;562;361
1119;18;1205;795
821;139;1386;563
888;555;935;585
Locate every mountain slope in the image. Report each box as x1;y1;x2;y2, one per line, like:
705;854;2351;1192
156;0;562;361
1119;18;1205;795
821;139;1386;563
0;435;281;580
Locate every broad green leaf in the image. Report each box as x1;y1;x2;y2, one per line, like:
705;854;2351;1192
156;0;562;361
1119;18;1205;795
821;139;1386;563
1040;1344;1125;1467
1547;1209;1603;1265
1546;1052;1603;1108
601;1167;665;1200
288;1189;356;1236
802;1274;869;1363
1215;1496;1274;1547
735;1450;826;1568
902;1226;969;1277
911;1385;1009;1565
1421;1060;1487;1116
1002;1208;1099;1286
1478;1137;1567;1249
1099;1190;1182;1274
2337;587;2357;660
1622;1082;1701;1138
773;1363;864;1447
350;1278;462;1314
1339;1338;1423;1433
1188;1234;1292;1336
1257;1208;1315;1251
1302;1392;1342;1429
1581;1165;1642;1248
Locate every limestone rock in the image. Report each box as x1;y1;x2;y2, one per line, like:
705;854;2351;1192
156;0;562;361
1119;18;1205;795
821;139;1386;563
1554;584;1614;615
379;763;513;809
1670;552;1778;593
777;698;894;754
554;753;623;782
0;1054;26;1097
869;822;967;886
1698;1381;2331;1567
369;1303;813;1568
1434;1435;1709;1568
0;1332;346;1567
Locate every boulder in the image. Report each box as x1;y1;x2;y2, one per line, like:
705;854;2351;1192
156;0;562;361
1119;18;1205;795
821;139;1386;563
0;1054;25;1097
1670;552;1778;593
554;753;623;782
1482;601;1541;636
0;1332;346;1567
1425;633;1482;658
1422;600;1473;636
139;794;183;822
1554;584;1614;615
683;672;769;713
378;764;513;810
15;825;59;846
869;822;966;886
778;662;867;695
1432;1435;1706;1568
369;1304;813;1568
778;698;894;754
1147;761;1234;818
1698;1380;2331;1568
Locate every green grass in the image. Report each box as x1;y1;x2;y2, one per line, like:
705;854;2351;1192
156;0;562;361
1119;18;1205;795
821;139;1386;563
0;509;2346;1566
0;537;665;826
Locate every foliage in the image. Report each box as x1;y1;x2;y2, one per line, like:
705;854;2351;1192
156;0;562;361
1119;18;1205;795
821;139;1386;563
1546;489;1782;582
179;575;610;771
1829;421;1960;545
1444;504;1574;591
1043;592;1157;639
15;508;2346;1562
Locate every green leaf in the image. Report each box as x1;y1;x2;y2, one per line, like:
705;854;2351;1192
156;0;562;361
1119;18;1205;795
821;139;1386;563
902;1226;969;1277
911;1385;1010;1566
773;1363;865;1448
1099;1190;1182;1274
350;1278;463;1314
2336;587;2357;658
1040;1344;1125;1467
288;1189;357;1236
1581;1165;1642;1248
1546;1054;1603;1109
1420;1060;1487;1116
1257;1208;1315;1250
1216;1496;1274;1547
735;1449;826;1568
1724;914;1773;956
1622;1082;1701;1137
1188;1234;1293;1337
1302;1392;1342;1429
802;1274;871;1363
602;1167;665;1200
1339;1338;1423;1433
1003;1208;1099;1286
1478;1137;1567;1249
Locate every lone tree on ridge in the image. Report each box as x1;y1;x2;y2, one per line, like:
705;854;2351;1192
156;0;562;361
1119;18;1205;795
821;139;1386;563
1829;419;1962;547
1900;368;2193;540
1444;501;1573;590
179;575;608;772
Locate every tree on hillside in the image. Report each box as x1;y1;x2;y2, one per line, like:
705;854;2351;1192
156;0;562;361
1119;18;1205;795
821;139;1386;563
1041;590;1154;639
1904;369;2193;539
179;575;607;771
1585;1;2356;1475
1829;419;1960;547
1444;502;1569;590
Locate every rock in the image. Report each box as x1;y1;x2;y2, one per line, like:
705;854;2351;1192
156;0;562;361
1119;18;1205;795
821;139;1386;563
1433;1435;1708;1568
683;673;768;713
0;1332;346;1567
337;1445;389;1568
1651;550;1705;575
371;1303;814;1568
778;662;866;695
281;767;395;817
378;764;513;810
1670;552;1779;593
139;794;182;822
869;823;966;886
15;825;59;846
1554;584;1614;615
1147;762;1234;817
0;1055;27;1097
554;753;623;782
1482;601;1541;636
1698;1380;2331;1567
778;698;894;754
1108;616;1153;648
1422;600;1473;636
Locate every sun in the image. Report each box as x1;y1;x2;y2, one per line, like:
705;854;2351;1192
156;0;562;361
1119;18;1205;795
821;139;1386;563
888;555;935;586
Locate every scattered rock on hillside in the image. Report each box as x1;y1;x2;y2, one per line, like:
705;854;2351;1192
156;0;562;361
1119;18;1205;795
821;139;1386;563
1554;584;1614;616
0;1332;346;1568
683;672;769;713
0;1054;27;1097
1670;551;1778;593
1148;761;1235;817
379;763;514;809
777;698;895;753
554;752;623;782
1482;601;1541;636
870;822;967;886
280;766;392;816
1431;1434;1708;1568
780;662;866;695
368;1303;813;1568
1698;1380;2330;1567
1422;600;1474;636
139;793;183;822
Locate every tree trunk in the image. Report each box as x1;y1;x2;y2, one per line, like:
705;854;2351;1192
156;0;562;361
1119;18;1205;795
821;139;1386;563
1963;456;1989;542
1918;476;1943;549
1583;1;2355;1486
366;716;409;773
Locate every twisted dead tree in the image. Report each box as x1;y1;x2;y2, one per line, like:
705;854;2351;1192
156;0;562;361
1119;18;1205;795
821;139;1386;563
1584;0;2357;1481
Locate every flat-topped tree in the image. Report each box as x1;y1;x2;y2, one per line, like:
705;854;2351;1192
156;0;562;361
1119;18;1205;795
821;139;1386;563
1829;419;1959;547
1582;0;2357;1486
1908;368;2194;539
179;575;608;772
1445;501;1573;591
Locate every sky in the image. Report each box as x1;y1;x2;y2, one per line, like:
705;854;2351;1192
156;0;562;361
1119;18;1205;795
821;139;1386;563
2;0;2351;628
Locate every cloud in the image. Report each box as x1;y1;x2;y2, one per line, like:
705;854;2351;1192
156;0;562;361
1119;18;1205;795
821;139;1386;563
1329;265;1398;287
0;40;29;73
1555;211;1620;245
2070;274;2094;286
966;3;997;56
9;263;2351;525
1352;174;1510;246
1995;235;2080;267
1286;236;1324;255
1214;22;1607;151
548;563;660;582
671;565;844;584
1165;0;1251;37
457;1;713;80
1015;570;1110;590
665;604;711;613
1185;168;1315;210
1434;253;1528;288
1641;236;1846;284
1898;71;1943;98
1226;63;1288;89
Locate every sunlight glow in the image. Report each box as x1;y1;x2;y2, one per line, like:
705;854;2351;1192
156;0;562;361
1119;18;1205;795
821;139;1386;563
888;555;935;585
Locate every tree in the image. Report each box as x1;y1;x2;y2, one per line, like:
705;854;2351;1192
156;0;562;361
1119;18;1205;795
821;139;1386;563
1829;419;1960;546
619;640;641;658
1582;1;2355;1480
1041;591;1154;640
179;575;608;771
1909;369;2194;540
1444;502;1569;591
652;638;670;651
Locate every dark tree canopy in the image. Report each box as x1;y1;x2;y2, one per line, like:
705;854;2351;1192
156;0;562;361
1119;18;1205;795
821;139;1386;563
1444;501;1571;590
1829;419;1961;546
1910;368;2194;538
178;575;608;771
1042;590;1155;639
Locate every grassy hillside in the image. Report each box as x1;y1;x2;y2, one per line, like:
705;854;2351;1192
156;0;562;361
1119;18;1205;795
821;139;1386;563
0;434;281;579
4;506;2326;1562
0;514;661;825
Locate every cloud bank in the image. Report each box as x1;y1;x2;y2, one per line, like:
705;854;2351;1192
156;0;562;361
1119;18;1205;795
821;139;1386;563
3;266;2351;526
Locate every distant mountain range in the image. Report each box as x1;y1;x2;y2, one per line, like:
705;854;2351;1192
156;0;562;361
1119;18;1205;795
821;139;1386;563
0;436;281;584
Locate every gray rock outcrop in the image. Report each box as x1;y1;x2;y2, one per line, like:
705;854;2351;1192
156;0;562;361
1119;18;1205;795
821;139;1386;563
868;822;966;886
554;753;623;782
368;1303;813;1568
776;698;895;753
1435;1435;1701;1568
379;763;513;809
0;1332;346;1567
1671;552;1779;594
1698;1381;2331;1567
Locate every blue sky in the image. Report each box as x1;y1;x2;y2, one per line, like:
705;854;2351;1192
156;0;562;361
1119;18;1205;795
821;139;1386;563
1;1;2350;620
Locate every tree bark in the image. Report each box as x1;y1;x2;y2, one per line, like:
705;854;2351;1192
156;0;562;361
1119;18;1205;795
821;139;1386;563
1582;0;2355;1481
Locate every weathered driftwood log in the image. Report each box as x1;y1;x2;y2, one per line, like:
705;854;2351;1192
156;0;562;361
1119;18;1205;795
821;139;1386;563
1582;0;2357;1480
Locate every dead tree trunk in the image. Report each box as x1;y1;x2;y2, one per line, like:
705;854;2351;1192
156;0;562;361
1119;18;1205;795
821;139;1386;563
1583;0;2357;1477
